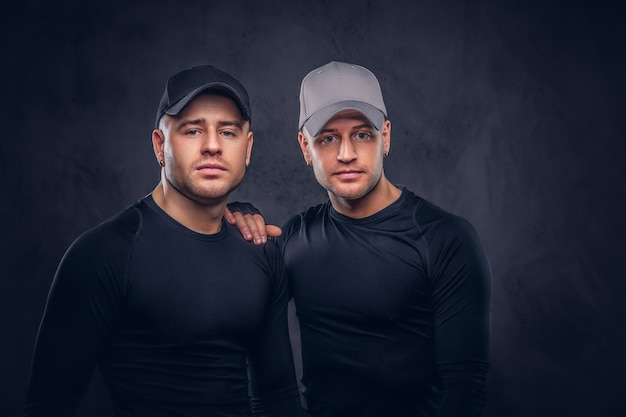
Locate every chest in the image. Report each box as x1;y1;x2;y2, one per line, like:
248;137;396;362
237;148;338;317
120;233;273;343
285;223;431;324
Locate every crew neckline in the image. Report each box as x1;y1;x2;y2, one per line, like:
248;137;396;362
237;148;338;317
142;194;229;241
328;186;408;224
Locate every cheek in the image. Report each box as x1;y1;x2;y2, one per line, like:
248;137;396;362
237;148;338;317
310;164;327;185
164;139;184;156
310;157;334;181
163;143;175;164
310;147;332;164
164;142;184;163
227;142;252;166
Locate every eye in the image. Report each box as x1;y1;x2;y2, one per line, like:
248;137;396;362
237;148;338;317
354;132;371;141
221;130;235;137
319;135;338;144
185;129;201;136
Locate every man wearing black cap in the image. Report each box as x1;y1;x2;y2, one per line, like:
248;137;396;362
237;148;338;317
227;61;492;417
23;65;301;417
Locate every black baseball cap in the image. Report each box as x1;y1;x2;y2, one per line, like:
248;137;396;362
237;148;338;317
155;65;251;128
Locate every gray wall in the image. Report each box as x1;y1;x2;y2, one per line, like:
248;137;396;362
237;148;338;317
2;0;625;416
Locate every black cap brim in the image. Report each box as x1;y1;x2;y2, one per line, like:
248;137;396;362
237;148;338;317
156;83;250;128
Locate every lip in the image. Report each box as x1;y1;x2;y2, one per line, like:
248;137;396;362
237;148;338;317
196;163;226;174
333;170;363;180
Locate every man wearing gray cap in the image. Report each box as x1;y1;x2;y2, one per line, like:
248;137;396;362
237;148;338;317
23;65;301;417
228;61;492;417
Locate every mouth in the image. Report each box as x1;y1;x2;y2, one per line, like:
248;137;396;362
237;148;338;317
333;170;363;180
196;163;226;175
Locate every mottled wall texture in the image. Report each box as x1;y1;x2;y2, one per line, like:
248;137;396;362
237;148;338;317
2;0;624;416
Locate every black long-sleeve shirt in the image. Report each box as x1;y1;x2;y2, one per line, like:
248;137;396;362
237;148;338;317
277;187;491;417
23;195;301;417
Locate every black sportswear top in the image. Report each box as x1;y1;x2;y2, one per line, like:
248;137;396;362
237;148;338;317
23;196;301;417
277;187;491;417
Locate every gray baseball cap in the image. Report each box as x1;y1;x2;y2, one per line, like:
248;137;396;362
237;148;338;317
298;61;387;137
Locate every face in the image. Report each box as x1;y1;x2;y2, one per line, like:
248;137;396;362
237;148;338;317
298;110;391;202
153;93;253;204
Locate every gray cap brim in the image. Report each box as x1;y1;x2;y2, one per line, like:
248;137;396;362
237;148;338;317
302;100;385;137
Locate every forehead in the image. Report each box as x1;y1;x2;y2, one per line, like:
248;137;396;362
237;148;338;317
323;109;372;128
180;92;243;118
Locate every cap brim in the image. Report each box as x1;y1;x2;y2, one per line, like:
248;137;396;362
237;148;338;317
165;83;249;120
302;100;385;137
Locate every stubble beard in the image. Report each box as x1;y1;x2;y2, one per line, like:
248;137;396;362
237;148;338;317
322;174;382;202
168;165;246;204
315;163;383;202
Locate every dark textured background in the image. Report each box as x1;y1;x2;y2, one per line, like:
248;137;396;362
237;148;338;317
2;0;625;416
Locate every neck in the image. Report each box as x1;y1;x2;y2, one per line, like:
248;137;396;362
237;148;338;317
151;181;226;235
329;175;402;219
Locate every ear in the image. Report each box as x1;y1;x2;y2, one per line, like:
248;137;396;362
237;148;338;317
152;129;165;163
298;131;312;166
245;131;254;167
381;120;391;155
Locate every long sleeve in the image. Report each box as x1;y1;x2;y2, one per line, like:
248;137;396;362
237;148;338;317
428;216;492;416
248;242;302;417
23;218;133;417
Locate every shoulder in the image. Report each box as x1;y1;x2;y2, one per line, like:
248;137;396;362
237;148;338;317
429;208;478;241
404;190;477;239
396;190;488;268
224;222;284;261
409;197;489;278
281;201;330;240
282;202;329;232
52;203;144;295
62;203;143;265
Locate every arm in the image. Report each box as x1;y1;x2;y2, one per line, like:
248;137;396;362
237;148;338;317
248;243;301;417
429;217;492;417
23;227;127;417
225;202;282;245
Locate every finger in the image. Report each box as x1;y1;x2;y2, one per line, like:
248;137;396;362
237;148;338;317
266;225;283;238
232;212;253;241
251;214;267;245
224;207;236;225
251;219;282;244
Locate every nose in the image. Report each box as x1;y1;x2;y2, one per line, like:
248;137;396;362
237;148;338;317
337;138;357;163
202;131;222;155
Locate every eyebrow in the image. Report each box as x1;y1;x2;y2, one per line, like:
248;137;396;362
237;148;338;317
176;118;245;130
218;120;245;129
318;123;374;135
